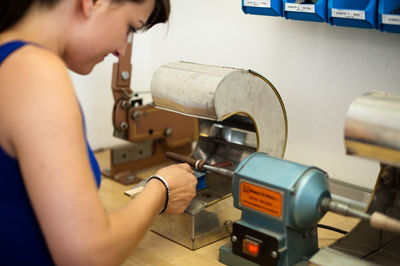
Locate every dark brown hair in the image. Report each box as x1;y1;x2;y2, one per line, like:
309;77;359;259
0;0;170;33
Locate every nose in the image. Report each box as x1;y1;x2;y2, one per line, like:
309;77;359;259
115;41;128;58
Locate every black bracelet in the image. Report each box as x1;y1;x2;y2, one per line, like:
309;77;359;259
146;175;169;214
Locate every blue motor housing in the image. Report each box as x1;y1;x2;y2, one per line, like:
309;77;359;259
228;152;331;265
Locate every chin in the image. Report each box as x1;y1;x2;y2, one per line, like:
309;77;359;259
68;63;96;75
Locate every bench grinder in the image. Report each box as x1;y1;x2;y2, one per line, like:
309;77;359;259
218;152;330;266
219;91;400;266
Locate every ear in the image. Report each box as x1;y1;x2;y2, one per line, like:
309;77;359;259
80;0;96;18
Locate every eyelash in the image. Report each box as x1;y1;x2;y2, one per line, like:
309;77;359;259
128;25;137;34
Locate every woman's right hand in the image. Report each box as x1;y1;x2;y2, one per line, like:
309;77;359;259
155;163;197;214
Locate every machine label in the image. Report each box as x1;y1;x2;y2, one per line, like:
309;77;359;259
382;15;400;26
331;9;365;20
285;3;315;13
244;0;271;8
240;181;283;218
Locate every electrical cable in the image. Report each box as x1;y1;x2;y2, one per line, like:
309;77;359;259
317;224;348;235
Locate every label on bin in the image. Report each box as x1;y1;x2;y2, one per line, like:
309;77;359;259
331;9;365;20
382;15;400;26
244;0;271;8
239;180;283;218
285;3;315;13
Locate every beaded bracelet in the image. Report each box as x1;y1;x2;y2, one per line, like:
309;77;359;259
146;175;170;214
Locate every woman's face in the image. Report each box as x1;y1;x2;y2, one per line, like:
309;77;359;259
64;0;156;75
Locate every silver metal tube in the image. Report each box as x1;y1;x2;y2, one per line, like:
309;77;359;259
344;91;400;167
203;165;234;178
321;198;371;221
331;193;368;211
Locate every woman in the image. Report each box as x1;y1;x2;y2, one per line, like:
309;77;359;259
0;0;197;265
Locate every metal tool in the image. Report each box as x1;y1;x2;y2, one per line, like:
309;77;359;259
218;152;329;266
167;151;400;237
102;37;197;185
165;152;234;178
166;152;400;237
167;151;400;235
147;62;288;250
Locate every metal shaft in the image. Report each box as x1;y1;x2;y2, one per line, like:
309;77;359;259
202;164;234;178
321;198;371;221
321;198;400;234
165;152;234;178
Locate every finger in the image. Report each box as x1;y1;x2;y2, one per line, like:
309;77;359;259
179;163;194;172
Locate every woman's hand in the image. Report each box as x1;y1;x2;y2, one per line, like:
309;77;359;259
155;163;197;214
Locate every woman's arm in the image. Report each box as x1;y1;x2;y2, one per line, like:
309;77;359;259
0;46;197;266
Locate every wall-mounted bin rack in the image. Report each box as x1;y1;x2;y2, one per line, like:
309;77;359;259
378;0;400;33
328;0;378;29
242;0;282;16
283;0;328;22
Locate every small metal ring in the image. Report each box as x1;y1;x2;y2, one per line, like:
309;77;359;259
195;160;201;171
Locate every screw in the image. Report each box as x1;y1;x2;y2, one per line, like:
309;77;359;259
131;111;141;120
121;71;130;80
121;101;129;109
271;251;278;258
120;122;128;130
224;220;233;234
164;128;172;138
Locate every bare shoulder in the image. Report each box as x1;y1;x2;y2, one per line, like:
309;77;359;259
0;44;72;91
0;44;80;156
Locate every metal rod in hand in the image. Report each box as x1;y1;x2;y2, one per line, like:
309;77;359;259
165;152;234;178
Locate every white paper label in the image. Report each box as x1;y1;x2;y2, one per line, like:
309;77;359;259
332;8;366;20
382;14;400;26
285;3;315;13
244;0;271;8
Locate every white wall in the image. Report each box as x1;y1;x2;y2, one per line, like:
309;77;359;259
71;0;400;190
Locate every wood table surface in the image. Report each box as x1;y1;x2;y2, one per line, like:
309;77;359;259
96;150;361;266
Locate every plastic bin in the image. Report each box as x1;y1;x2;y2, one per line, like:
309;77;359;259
328;0;378;29
242;0;282;16
283;0;328;22
378;0;400;33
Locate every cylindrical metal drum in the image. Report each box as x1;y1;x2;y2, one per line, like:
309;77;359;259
344;91;400;167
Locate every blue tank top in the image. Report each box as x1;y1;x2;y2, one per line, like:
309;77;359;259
0;41;101;265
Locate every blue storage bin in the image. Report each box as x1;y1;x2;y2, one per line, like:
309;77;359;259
283;0;328;22
378;0;400;33
242;0;282;16
328;0;378;29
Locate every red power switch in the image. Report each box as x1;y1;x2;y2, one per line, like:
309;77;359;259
242;238;260;257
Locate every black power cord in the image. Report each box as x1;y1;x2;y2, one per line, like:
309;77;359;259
317;224;348;235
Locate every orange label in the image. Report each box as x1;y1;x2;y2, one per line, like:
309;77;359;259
240;181;283;218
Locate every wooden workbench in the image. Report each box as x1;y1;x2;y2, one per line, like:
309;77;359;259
96;150;360;266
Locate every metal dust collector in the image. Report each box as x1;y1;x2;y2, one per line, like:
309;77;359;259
148;62;288;250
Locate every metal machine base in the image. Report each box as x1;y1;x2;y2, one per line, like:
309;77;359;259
151;173;241;250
